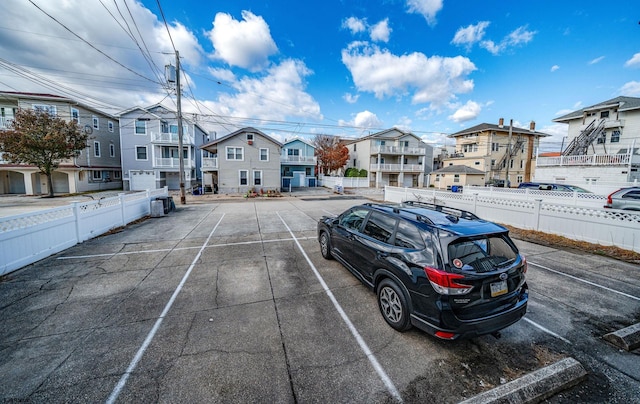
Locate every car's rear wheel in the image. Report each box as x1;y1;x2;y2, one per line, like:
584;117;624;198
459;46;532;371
319;231;333;259
377;279;411;331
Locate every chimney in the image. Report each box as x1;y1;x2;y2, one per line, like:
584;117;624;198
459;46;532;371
529;121;535;131
498;118;504;128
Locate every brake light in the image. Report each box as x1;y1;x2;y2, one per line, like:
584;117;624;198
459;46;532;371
434;331;457;340
606;189;621;206
424;266;473;295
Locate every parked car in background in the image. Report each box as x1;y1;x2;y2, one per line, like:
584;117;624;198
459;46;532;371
317;201;528;340
517;182;591;193
604;187;640;210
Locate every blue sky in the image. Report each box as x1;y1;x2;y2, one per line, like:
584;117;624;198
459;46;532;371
1;0;638;150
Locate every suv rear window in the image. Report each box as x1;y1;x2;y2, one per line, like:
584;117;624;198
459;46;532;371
362;211;397;243
447;234;517;273
394;220;425;249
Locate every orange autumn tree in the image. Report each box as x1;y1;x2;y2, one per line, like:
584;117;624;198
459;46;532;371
313;134;349;175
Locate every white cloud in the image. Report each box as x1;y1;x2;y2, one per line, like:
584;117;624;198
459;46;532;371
370;19;392;43
452;21;490;48
343;93;359;104
406;0;443;26
550;65;560;72
394;116;413;131
588;56;605;65
480;25;537;55
354;110;382;128
448;100;481;122
538;123;569;152
207;67;236;82
620;81;640;96
624;53;640;68
341;42;475;106
207;11;278;71
343;17;367;34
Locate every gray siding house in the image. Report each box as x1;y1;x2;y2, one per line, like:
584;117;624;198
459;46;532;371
200;127;282;194
0;91;122;195
118;104;208;191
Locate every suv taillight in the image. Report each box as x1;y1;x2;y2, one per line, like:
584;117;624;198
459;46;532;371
424;266;473;295
606;189;621;206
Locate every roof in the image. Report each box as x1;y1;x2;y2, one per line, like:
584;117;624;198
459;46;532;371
449;122;549;138
200;127;283;149
0;91;117;118
553;96;640;123
282;137;315;148
346;127;424;144
431;165;485;175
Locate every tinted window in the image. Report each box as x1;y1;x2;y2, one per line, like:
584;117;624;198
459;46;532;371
448;234;518;273
339;209;368;231
622;190;640;200
362;211;397;244
394;221;425;249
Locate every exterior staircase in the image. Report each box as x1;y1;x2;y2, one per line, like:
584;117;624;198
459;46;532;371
562;119;606;156
495;136;525;170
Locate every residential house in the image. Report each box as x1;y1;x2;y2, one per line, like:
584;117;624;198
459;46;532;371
0;91;122;195
430;165;485;190
345;128;433;188
200;127;282;194
432;118;548;187
281;138;317;188
537;96;640;184
118;104;208;191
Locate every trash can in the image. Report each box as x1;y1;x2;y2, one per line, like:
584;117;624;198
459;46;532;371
451;185;459;193
167;196;175;212
156;196;169;214
150;200;165;217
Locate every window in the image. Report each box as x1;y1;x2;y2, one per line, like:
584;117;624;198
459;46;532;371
611;130;620;143
435;174;440;182
247;133;254;142
92;116;99;129
71;108;79;124
362;211;397;244
253;170;262;186
226;147;243;161
33;104;56;116
453;174;460;183
135;119;146;134
108;121;114;132
94;141;100;157
597;133;606;144
491;142;500;152
239;170;248;185
92;170;102;180
136;146;148;160
109;143;115;157
287;149;300;156
520;160;524;169
509;159;514;169
601;111;609;119
447;235;517;271
353;143;357;151
394;221;425;249
353;159;356;166
517;175;523;183
474;161;480;165
260;148;269;161
114;171;121;179
622;190;640;200
339;208;368;231
491;159;496;167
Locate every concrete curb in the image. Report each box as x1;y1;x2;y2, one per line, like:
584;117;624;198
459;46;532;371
603;322;640;351
459;357;587;404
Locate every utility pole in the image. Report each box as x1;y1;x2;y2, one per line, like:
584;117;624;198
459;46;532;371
175;50;186;205
504;119;513;188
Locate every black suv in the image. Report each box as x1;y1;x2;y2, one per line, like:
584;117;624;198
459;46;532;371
317;201;528;340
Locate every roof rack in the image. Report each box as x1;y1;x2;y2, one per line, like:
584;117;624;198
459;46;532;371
401;200;480;221
363;202;436;224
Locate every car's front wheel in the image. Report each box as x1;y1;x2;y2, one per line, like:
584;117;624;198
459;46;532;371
377;279;411;331
319;231;333;260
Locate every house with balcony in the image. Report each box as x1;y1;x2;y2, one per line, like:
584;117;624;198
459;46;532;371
0;91;122;195
118;104;208;191
200;127;282;194
345;128;433;188
537;96;640;185
281;138;317;188
431;118;548;188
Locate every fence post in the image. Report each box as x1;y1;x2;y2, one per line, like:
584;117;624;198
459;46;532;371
404;187;408;202
119;193;126;226
473;193;478;214
72;201;82;243
533;199;542;231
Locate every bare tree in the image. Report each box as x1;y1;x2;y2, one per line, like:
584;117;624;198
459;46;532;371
0;109;87;197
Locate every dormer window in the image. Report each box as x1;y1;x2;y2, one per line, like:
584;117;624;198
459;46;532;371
601;111;609;119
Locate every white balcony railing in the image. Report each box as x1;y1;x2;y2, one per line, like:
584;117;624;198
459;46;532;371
151;131;194;144
281;155;316;164
372;145;426;155
0;117;13;129
154;158;195;168
370;164;423;172
536;153;634;167
202;157;218;169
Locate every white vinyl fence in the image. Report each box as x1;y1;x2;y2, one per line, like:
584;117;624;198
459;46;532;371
385;186;640;253
0;188;168;276
319;176;369;189
461;186;607;208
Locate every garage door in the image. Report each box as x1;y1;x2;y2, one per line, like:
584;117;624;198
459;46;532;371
52;171;69;194
130;171;156;191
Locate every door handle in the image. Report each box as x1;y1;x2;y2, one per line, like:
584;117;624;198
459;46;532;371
377;252;389;259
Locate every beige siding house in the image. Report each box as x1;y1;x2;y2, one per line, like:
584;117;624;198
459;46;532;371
200;127;282;194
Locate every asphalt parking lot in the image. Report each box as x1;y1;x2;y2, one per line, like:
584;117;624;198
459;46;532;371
1;195;639;403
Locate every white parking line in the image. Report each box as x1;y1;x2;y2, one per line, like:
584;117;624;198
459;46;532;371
529;261;640;301
106;213;225;404
523;317;572;344
276;212;403;403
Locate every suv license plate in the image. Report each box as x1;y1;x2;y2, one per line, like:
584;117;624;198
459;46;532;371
490;280;508;297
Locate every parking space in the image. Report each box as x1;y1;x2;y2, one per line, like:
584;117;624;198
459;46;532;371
1;197;639;403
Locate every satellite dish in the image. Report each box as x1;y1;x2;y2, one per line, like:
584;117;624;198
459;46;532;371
83;125;93;135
